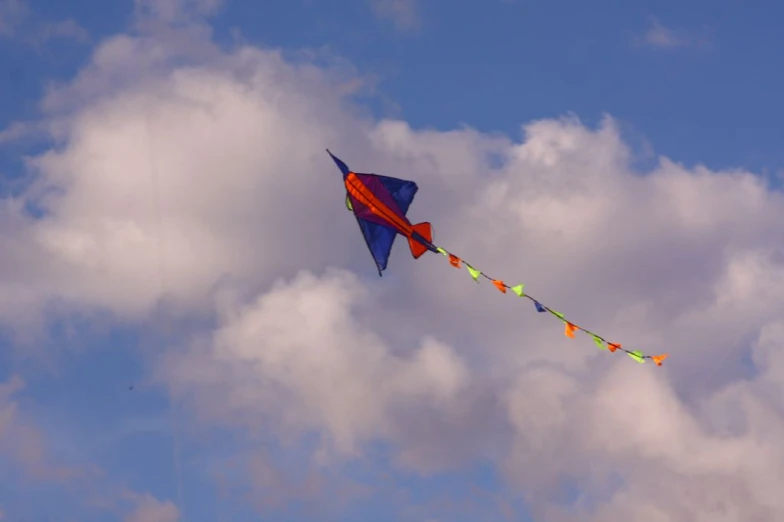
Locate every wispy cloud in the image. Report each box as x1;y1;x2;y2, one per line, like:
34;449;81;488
123;492;179;522
37;18;88;42
639;16;711;50
371;0;421;31
0;375;87;481
133;0;224;25
0;0;26;35
0;0;88;46
0;376;180;519
0;121;40;144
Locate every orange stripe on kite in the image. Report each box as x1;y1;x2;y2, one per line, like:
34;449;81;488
345;173;412;234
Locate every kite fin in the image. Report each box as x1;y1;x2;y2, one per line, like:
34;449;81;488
408;222;433;259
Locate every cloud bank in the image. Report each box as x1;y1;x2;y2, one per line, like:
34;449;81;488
1;3;783;520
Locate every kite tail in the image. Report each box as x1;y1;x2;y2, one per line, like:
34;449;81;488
431;244;670;367
408;222;434;259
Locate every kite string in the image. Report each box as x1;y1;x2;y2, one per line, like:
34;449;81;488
145;113;186;516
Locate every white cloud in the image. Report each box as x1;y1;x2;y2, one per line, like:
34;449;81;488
505;352;784;521
3;40;367;327
2;12;784;521
162;268;474;467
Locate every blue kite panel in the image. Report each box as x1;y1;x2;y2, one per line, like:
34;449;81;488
376;174;419;216
355;216;399;275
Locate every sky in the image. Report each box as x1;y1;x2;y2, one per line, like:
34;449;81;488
1;0;784;520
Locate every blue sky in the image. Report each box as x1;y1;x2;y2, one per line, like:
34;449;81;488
4;0;784;172
2;0;784;521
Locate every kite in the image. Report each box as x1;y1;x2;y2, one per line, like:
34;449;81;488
326;149;669;366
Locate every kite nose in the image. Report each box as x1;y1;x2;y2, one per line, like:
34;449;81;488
326;149;351;178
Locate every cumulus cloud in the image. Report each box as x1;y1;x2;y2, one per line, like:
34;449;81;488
2;7;784;521
505;351;784;521
3;42;364;328
161;268;490;471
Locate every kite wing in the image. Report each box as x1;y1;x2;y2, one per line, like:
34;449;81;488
354;217;399;275
348;172;419;275
373;173;418;216
326;149;419;213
